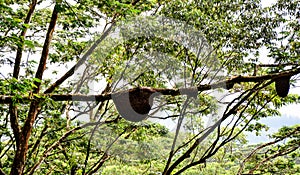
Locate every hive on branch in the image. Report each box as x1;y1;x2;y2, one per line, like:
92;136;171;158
112;87;157;122
275;76;291;98
225;81;234;90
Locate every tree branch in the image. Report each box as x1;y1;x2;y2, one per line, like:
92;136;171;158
0;169;6;175
10;2;59;174
1;67;300;104
87;127;127;175
13;0;37;78
238;125;300;174
44;20;116;94
258;63;299;67
163;82;264;175
27;118;119;175
248;144;300;174
9;0;37;160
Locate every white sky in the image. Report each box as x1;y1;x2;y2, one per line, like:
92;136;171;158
261;0;277;7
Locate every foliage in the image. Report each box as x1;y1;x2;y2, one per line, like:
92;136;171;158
0;0;299;174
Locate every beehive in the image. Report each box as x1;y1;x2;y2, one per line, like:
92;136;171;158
112;87;156;122
275;76;290;98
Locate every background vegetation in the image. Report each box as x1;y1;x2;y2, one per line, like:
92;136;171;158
0;0;299;174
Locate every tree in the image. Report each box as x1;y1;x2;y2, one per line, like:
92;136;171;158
0;0;299;174
238;124;300;175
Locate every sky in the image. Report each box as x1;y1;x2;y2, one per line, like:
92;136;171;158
261;0;276;7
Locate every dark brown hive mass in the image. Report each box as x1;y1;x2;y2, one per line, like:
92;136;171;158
112;87;157;122
225;81;234;90
275;76;291;98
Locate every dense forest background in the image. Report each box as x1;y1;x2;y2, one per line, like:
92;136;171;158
0;0;299;174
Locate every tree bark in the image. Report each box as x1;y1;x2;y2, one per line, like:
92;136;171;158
10;2;59;174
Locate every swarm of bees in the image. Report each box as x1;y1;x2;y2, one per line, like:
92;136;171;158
112;87;156;122
275;76;291;98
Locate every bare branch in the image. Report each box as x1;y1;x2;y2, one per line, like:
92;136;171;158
164;82;263;175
